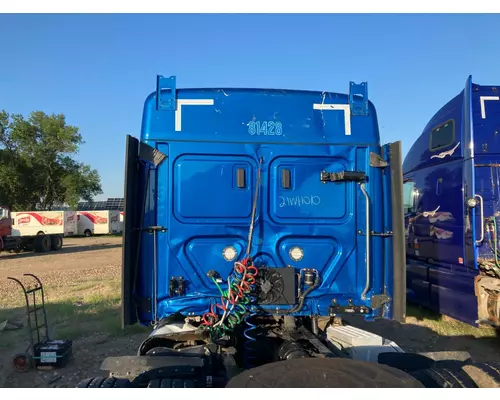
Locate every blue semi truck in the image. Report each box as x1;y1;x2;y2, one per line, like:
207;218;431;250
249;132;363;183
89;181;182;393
77;76;498;388
404;76;500;329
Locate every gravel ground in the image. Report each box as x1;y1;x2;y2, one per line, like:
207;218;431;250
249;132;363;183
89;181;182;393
1;236;500;387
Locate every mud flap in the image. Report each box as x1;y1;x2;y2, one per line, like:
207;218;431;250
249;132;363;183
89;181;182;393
121;135;167;327
474;275;500;328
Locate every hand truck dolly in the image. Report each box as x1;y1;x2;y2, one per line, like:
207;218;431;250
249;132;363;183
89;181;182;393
7;274;72;372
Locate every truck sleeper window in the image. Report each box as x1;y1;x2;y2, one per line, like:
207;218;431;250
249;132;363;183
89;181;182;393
430;120;455;151
403;181;417;214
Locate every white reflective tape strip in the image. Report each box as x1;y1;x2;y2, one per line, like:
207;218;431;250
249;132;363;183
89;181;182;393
175;99;214;131
313;103;351;135
480;96;499;119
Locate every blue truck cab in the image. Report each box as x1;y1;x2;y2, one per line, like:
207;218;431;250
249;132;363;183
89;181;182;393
403;76;500;328
76;76;500;388
121;76;405;329
79;75;455;388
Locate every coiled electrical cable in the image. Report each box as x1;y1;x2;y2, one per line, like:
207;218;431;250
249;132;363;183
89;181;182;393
201;258;258;338
243;301;258;369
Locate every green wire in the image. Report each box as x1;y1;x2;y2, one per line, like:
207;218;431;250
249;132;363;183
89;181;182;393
211;277;225;296
207;267;257;338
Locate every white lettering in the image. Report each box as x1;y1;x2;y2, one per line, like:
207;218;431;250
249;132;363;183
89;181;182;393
279;195;321;208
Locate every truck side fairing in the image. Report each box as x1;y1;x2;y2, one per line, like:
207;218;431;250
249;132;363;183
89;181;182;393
403;76;500;327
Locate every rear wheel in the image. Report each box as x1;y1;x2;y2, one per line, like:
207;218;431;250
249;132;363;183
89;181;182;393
463;361;500;388
24;243;34;252
50;235;63;251
77;377;132;388
409;366;478;388
84;229;92;237
225;358;425;388
35;234;51;253
147;378;195;388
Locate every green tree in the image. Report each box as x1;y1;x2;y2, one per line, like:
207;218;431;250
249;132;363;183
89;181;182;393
0;110;102;210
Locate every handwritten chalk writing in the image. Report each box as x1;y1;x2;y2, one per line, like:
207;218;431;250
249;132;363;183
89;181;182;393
279;195;321;208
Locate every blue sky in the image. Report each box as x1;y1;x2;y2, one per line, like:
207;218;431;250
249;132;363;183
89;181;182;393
0;13;499;200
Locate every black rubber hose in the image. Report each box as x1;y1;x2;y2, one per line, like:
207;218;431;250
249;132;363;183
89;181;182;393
285;277;320;314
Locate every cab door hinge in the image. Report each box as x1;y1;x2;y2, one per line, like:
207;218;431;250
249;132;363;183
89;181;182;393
134;296;152;313
370;152;388;168
371;294;391;309
138;142;167;167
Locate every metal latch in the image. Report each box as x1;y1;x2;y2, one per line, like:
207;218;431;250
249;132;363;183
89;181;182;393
146;226;167;234
349;81;369;116
320;170;366;183
329;304;372;316
156;75;177;111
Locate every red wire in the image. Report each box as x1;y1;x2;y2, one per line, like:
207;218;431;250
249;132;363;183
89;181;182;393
202;258;259;328
235;264;245;274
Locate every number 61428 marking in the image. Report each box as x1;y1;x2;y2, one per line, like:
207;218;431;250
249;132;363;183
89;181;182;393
248;121;283;136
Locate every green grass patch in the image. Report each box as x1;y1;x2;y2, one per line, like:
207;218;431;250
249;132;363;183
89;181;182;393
407;304;498;338
0;277;147;351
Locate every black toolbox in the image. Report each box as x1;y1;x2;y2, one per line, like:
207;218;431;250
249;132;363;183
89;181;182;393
33;339;73;369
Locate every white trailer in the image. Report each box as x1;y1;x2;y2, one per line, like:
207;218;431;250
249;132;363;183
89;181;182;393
77;210;122;237
11;211;77;237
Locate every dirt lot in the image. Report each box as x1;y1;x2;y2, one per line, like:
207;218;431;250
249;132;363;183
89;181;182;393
1;236;499;388
0;236;148;388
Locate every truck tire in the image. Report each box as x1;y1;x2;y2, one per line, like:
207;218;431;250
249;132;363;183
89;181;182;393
24;243;34;252
409;366;478;388
225;358;425;388
84;229;92;237
147;379;196;388
77;377;132;388
50;235;63;251
378;351;472;372
35;235;51;253
463;361;500;388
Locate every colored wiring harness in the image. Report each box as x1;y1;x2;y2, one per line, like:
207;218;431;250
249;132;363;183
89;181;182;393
202;158;262;339
201;258;258;338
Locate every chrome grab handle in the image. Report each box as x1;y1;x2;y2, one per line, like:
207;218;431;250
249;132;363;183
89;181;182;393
475;194;484;245
359;183;370;300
